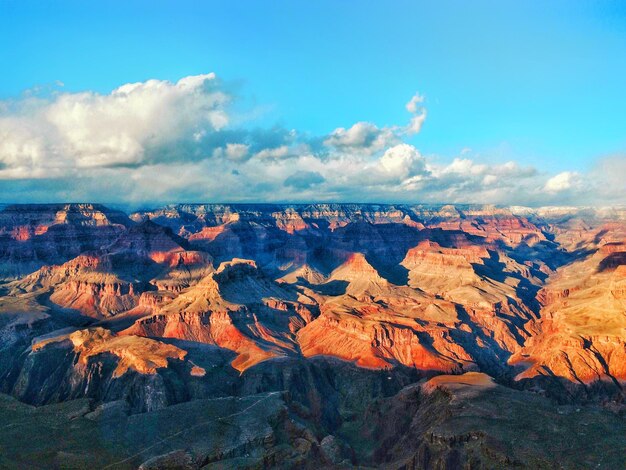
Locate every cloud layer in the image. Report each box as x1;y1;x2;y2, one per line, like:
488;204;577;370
0;73;623;207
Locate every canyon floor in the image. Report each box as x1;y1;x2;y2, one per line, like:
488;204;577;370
0;203;624;469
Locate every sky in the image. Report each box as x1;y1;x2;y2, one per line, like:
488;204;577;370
0;0;624;206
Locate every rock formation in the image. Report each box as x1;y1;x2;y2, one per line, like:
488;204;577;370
0;203;624;468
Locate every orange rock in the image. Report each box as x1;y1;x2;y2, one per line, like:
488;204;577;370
33;327;187;378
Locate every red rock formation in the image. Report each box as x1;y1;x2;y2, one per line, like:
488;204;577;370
2;203;625;391
0;204;131;279
122;259;317;371
297;252;528;373
510;237;626;384
8;221;213;317
32;327;190;377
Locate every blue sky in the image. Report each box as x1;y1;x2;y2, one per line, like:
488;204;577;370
0;1;624;205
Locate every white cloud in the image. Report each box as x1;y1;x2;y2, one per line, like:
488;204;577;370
253;145;291;160
441;158;488;175
405;93;424;113
378;144;426;180
544;171;580;192
0;73;229;176
324;91;428;152
0;74;621;207
482;174;498;185
403;92;427;135
324;121;397;154
405;111;427;135
213;143;250;161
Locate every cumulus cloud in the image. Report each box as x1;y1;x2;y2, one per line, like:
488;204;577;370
324;122;397;154
378;144;426;180
323;90;427;152
0;73;622;207
0;74;230;177
253;145;291;160
213;143;250;161
544;171;581;192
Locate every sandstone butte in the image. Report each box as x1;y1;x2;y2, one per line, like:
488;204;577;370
31;327;190;378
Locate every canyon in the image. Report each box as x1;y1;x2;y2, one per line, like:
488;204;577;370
0;202;624;468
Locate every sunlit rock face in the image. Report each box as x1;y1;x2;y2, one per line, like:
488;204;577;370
509;226;626;385
0;203;624;467
0;204;132;280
